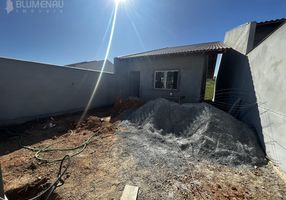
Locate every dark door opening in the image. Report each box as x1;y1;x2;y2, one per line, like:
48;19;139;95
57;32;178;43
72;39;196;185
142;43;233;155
129;71;140;97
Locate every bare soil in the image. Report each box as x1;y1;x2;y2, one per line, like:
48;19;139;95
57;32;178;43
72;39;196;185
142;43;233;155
0;106;286;200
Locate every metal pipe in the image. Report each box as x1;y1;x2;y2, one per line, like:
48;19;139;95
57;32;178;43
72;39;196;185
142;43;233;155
0;164;4;199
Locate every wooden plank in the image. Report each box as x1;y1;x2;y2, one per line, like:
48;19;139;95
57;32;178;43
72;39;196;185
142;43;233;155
120;185;139;200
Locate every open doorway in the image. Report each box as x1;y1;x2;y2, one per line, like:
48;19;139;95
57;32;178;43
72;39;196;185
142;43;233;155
204;53;223;101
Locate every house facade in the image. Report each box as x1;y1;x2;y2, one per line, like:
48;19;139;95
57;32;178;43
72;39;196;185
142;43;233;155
115;42;229;103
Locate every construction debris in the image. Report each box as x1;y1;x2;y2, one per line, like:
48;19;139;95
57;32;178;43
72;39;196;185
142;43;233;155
124;98;266;166
1;102;285;199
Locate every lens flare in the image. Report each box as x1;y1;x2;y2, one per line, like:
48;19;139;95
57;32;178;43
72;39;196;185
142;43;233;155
79;3;119;122
115;0;126;4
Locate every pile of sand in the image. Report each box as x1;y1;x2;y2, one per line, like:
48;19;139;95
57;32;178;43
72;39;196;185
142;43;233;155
124;98;266;166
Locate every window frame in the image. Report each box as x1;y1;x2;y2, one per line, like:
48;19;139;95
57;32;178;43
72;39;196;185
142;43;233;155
153;70;179;90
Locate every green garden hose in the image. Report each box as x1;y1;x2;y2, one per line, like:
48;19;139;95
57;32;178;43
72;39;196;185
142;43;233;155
19;131;99;163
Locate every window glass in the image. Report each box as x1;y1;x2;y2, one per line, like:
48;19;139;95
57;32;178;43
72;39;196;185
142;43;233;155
154;71;178;89
155;72;165;89
166;71;178;89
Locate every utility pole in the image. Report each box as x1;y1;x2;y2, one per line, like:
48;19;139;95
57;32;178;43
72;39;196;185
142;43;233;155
0;164;4;199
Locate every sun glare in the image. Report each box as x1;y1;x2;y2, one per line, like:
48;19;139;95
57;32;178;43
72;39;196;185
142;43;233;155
79;0;128;123
115;0;126;4
79;2;120;123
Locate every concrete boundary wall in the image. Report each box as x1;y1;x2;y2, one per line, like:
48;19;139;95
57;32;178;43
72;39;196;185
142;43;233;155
0;57;118;126
224;22;256;54
247;24;286;173
216;22;286;174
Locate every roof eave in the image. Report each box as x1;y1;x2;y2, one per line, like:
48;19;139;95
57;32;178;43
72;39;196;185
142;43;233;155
116;48;230;61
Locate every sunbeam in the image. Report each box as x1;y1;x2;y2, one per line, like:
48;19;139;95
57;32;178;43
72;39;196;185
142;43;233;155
126;10;146;51
79;3;119;122
102;9;115;42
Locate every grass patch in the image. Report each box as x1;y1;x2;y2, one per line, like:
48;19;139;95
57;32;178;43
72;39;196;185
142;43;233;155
204;79;215;101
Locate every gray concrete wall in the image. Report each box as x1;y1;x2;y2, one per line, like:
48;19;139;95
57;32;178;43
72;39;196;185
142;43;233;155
224;22;256;54
253;21;285;49
69;60;114;73
215;50;256;114
215;21;262;132
0;58;118;126
247;24;286;173
115;54;207;103
216;22;286;173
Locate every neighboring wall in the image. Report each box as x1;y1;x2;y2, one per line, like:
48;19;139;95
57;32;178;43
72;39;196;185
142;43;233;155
0;58;118;126
216;22;286;173
247;24;286;173
68;60;114;73
224;22;256;54
115;54;207;103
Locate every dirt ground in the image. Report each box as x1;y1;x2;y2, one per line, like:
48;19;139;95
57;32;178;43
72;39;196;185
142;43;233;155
1;105;286;200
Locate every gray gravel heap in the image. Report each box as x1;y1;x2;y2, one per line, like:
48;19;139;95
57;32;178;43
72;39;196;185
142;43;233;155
124;98;266;166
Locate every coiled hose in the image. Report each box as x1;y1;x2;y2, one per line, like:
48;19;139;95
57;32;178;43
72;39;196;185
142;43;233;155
2;130;100;199
19;131;99;163
0;155;70;200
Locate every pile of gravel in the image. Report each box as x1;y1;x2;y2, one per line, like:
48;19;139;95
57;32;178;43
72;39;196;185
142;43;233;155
123;98;266;166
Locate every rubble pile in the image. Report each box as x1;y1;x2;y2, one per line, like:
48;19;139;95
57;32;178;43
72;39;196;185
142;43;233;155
124;98;266;165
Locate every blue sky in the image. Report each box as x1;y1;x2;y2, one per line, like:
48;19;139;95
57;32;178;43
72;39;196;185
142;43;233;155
0;0;285;65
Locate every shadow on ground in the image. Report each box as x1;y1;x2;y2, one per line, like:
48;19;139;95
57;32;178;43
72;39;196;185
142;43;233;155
0;107;112;156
